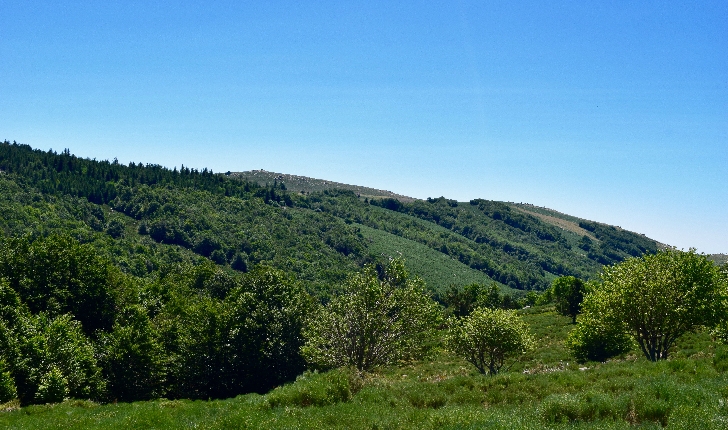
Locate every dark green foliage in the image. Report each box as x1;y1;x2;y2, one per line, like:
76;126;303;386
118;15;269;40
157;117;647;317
105;218;125;239
230;253;248;272
0;141;660;294
223;267;311;393
566;314;633;362
157;266;311;399
97;305;163;402
0;234;118;334
0;141;678;413
550;276;587;323
441;282;529;316
0;360;17;403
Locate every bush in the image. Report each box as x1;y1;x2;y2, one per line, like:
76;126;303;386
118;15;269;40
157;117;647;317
97;305;164;402
266;368;361;408
448;307;534;375
566;311;633;362
1;312;104;405
302;259;440;371
35;367;67;404
595;249;725;361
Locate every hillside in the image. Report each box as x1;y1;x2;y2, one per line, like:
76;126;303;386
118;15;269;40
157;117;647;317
0;140;724;423
231;170;417;202
0;141;665;293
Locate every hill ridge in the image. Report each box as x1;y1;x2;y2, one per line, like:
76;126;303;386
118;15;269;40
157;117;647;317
230;170;417;202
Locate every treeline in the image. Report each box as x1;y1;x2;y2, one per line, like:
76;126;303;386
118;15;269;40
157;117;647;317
0;234;310;404
0;141;265;204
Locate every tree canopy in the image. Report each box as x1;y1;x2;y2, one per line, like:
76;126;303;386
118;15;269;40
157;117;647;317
576;249;726;361
551;276;587;323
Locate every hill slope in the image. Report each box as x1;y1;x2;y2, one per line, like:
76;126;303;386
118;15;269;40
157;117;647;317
0;141;665;293
231;170;416;202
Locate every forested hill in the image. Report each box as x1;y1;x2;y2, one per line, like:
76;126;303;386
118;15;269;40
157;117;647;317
0;140;661;293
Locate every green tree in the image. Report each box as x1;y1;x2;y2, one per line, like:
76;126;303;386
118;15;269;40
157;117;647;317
551;276;587;323
0;234;118;334
566;294;633;362
98;305;164;402
448;307;534;375
582;249;725;361
0;312;104;405
302;259;440;371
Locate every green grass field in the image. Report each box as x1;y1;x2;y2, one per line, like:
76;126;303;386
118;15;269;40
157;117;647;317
356;223;512;295
3;307;725;429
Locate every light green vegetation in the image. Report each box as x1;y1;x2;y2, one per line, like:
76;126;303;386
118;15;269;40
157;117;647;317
356;223;509;295
2;308;726;429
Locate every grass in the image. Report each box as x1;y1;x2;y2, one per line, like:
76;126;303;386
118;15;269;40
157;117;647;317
2;308;726;429
356;222;512;295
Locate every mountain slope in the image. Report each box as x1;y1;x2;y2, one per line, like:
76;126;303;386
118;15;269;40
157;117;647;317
231;170;416;202
0;141;665;293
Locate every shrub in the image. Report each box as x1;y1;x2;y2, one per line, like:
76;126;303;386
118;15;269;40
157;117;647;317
302;259;440;371
97;305;164;402
566;309;633;363
266;368;361;408
1;312;104;405
35;367;67;404
448;307;534;375
595;249;726;361
550;276;587;323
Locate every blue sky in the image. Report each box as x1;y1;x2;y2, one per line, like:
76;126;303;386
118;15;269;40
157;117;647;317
1;1;726;253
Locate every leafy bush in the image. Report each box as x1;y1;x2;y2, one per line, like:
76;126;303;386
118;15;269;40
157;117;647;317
588;249;725;361
35;367;67;404
0;312;104;405
566;308;633;362
302;259;440;371
448;307;534;375
97;305;164;402
550;276;586;323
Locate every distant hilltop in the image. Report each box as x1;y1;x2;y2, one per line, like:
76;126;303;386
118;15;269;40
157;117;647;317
230;170;418;203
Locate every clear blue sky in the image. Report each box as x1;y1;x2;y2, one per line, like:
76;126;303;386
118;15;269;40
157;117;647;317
2;1;726;253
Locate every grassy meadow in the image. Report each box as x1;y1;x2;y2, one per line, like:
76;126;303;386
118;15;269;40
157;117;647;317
356;223;509;295
2;306;725;429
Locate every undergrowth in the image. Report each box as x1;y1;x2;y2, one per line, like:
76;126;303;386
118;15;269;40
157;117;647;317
1;308;726;429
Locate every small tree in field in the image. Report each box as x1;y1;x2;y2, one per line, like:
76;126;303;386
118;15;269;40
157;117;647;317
448;308;533;375
586;249;726;361
301;259;440;372
551;276;587;324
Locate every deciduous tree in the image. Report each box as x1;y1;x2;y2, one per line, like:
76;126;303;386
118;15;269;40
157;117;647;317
302;259;440;371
